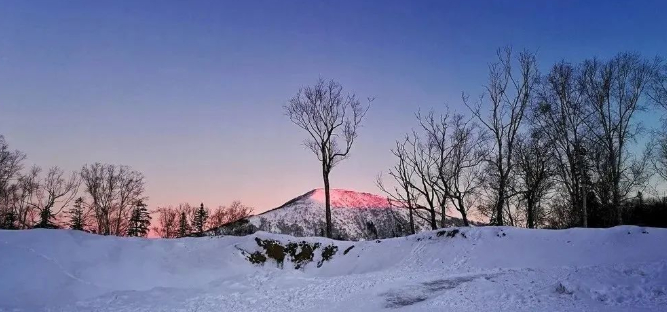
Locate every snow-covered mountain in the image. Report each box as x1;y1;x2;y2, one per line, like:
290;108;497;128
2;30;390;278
2;226;666;312
208;188;464;240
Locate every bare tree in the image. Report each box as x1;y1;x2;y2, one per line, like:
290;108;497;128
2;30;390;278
0;135;27;228
441;114;488;226
35;167;80;228
285;78;370;238
80;163;146;236
152;206;179;238
533;62;591;227
649;58;667;110
403;130;440;229
649;60;667;181
580;54;655;225
417;111;453;228
208;200;254;229
465;48;539;225
11;166;41;229
376;138;422;234
514;130;555;228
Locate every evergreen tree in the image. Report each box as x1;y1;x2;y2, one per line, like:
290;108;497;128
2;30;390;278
68;197;86;231
127;200;151;237
192;203;208;236
36;206;58;229
177;211;190;237
2;211;17;229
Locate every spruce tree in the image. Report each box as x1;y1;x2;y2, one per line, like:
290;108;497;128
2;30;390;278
177;211;190;237
2;211;17;229
36;206;58;229
192;203;208;236
127;200;151;237
68;197;85;231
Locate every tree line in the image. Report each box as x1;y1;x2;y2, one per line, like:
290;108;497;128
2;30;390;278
376;48;667;231
284;50;667;237
152;201;253;238
0;142;253;237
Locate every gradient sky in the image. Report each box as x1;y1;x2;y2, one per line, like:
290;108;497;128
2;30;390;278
1;0;666;213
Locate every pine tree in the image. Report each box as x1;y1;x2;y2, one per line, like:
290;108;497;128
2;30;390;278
192;203;208;236
177;211;190;237
68;197;86;231
127;200;151;237
2;211;17;229
36;206;58;229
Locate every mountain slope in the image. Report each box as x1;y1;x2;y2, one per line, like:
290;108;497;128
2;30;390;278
1;226;666;312
209;188;462;240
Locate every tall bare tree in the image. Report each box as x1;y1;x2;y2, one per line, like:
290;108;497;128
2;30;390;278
0;135;27;228
10;166;41;229
649;59;667;181
440;114;488;226
533;62;591;227
580;54;655;225
403;130;440;229
514;130;555;228
465;48;539;225
377;138;422;234
285;78;370;238
80;163;146;236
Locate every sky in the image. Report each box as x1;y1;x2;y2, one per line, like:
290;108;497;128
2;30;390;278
1;0;666;213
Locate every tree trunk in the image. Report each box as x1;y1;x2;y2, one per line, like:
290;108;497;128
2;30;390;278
457;197;470;226
496;183;505;226
323;169;333;238
408;204;415;235
582;187;588;228
440;204;446;228
526;196;534;229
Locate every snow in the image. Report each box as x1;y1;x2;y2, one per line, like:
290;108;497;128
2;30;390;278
1;226;667;311
308;188;399;209
212;189;440;240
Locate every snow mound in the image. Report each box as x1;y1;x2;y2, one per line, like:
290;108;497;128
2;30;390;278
1;226;667;312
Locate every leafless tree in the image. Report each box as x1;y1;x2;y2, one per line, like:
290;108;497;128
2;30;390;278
465;47;539;225
440;114;488;226
514;130;555;228
152;206;179;238
8;166;41;229
402;130;441;229
376;138;422;234
0;136;27;228
417;111;453;228
533;62;591;227
649;59;667;110
649;60;667;181
80;163;146;236
35;167;80;228
285;78;371;238
208;200;254;229
580;54;655;225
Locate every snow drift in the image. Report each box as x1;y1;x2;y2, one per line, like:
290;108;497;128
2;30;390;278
1;226;667;312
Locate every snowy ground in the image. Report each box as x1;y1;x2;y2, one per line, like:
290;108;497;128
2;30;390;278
1;226;666;312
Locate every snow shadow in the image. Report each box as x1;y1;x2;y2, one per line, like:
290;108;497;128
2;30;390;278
382;274;495;308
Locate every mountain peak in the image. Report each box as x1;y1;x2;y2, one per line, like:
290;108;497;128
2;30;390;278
304;188;394;209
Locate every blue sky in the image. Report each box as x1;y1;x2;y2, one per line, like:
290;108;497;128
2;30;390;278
1;0;666;211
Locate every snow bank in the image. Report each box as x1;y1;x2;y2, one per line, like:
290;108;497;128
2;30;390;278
1;226;666;311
